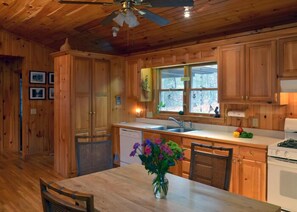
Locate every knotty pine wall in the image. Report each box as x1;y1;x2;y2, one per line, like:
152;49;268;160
0;29;54;157
126;26;297;131
0;29;131;157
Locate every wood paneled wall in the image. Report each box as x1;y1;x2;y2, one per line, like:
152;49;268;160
0;58;22;153
126;27;297;131
0;29;53;157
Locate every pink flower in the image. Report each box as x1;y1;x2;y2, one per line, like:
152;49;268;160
155;138;162;145
144;145;152;155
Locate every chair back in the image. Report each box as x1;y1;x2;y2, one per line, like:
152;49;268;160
189;143;233;191
40;178;94;212
75;134;113;176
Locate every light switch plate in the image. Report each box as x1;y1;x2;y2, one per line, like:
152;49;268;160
30;108;37;115
252;118;259;128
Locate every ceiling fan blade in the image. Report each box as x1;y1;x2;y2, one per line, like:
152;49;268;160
148;0;194;7
100;11;118;26
58;0;113;5
138;9;170;26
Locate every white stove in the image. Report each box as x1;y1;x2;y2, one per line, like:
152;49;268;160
267;118;297;212
268;128;297;161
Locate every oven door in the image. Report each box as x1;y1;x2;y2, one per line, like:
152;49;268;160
268;156;297;212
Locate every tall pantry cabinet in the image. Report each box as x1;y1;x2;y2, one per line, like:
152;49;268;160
53;50;111;177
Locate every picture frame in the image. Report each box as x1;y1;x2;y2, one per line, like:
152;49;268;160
29;87;46;100
48;87;54;100
29;71;46;84
48;72;54;84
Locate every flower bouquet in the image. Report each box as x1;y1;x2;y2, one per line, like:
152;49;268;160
130;138;184;199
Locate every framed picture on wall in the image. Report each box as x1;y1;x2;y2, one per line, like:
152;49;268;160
48;87;54;100
29;87;46;100
48;72;54;84
29;71;46;84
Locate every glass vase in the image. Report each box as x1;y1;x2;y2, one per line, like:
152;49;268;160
153;174;169;199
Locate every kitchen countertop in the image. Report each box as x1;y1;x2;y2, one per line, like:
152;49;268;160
113;122;282;148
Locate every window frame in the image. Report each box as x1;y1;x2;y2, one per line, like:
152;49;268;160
158;66;186;113
157;62;219;116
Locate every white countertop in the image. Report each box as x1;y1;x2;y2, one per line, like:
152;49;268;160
114;121;283;147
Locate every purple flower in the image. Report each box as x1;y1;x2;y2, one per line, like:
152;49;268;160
133;142;140;150
159;154;164;160
130;150;136;157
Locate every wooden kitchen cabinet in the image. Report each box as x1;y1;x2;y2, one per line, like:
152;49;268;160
239;147;266;201
53;51;111;177
126;59;142;99
218;44;245;102
246;40;276;103
219;41;277;104
279;36;297;77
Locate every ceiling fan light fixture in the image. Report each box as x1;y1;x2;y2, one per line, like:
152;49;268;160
113;12;125;26
125;9;139;28
184;7;191;18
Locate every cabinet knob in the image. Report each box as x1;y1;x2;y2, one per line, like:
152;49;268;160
89;112;92;115
241;96;244;100
246;96;249;100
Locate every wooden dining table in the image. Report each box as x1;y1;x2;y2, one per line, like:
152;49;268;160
57;164;280;212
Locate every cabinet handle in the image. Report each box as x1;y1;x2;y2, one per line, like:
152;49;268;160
246;96;249;100
93;112;96;114
89;112;92;115
241;96;244;100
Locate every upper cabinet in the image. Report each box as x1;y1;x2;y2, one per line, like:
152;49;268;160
219;40;277;104
219;45;245;102
126;59;142;99
246;41;276;103
279;36;297;77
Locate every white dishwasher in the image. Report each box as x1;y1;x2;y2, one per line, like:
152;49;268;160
120;128;143;166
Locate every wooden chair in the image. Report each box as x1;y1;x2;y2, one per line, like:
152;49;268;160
40;178;94;212
189;143;233;191
75;134;113;176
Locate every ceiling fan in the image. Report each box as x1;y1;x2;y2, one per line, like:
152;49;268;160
58;0;194;28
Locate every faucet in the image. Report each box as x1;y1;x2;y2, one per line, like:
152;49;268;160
168;117;185;128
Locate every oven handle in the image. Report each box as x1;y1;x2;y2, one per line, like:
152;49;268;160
268;156;297;168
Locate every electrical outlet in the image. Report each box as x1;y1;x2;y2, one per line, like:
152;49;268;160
252;118;259;128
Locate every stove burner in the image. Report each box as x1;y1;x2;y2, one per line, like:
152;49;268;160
278;138;297;149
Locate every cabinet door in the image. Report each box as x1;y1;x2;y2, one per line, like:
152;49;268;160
218;45;245;102
239;159;266;201
279;36;297;77
92;59;110;135
126;60;141;99
246;41;276;103
73;57;92;136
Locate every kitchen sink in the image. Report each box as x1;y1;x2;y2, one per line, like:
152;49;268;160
149;126;197;133
166;128;195;133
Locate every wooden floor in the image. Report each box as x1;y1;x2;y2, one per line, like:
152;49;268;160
0;152;64;211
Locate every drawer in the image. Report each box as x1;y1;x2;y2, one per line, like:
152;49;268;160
213;142;239;156
182;138;212;150
240;147;266;162
182;160;190;174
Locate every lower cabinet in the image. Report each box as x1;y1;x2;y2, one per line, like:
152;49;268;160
113;128;267;201
181;138;267;202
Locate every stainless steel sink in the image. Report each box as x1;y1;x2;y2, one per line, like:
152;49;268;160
149;126;196;133
166;128;195;132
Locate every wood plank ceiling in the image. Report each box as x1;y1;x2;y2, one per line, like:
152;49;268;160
1;0;297;55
